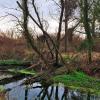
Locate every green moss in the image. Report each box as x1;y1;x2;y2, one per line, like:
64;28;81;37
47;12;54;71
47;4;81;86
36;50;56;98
53;71;100;95
0;85;5;92
62;54;79;63
8;69;36;75
0;60;30;65
18;69;36;75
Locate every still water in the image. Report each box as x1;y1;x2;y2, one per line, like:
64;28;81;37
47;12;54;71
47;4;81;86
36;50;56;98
0;79;100;100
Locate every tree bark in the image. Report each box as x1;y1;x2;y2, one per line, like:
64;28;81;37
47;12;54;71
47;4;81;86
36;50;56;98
19;0;49;67
83;0;92;63
55;0;64;65
64;0;69;52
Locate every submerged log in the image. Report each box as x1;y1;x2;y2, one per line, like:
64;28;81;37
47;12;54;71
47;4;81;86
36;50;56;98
23;66;69;85
0;74;26;85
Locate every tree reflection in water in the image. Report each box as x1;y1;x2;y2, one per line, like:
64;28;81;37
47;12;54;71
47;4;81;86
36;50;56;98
25;86;28;100
61;87;68;100
23;83;94;100
5;82;99;100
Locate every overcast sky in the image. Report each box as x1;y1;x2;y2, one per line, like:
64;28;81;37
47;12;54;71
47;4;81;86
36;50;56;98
0;0;18;31
0;0;60;33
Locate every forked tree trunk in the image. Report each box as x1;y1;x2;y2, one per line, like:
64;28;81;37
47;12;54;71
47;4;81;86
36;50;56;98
20;0;49;67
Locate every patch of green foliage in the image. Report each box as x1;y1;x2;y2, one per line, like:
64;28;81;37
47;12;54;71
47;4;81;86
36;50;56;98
62;54;80;63
0;60;29;65
8;69;36;75
76;39;93;52
53;71;100;95
62;54;79;63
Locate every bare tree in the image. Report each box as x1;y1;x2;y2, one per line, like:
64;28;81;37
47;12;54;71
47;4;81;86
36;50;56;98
17;0;49;67
79;0;93;63
55;0;64;65
64;0;78;52
17;0;65;67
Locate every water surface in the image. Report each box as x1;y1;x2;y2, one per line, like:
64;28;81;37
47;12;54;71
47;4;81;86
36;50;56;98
0;79;99;100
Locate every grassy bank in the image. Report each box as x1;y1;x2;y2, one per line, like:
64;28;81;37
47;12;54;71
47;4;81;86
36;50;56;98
0;59;100;95
53;71;100;95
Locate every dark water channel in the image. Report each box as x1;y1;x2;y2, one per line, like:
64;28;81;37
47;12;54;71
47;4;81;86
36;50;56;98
0;79;99;100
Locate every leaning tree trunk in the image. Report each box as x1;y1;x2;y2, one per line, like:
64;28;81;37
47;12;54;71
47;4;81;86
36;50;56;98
17;0;65;67
19;0;49;67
